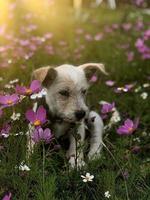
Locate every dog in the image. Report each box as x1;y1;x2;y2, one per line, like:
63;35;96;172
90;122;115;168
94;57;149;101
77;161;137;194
33;63;107;168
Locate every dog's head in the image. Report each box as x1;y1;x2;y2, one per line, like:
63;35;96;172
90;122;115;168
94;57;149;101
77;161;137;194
33;63;107;123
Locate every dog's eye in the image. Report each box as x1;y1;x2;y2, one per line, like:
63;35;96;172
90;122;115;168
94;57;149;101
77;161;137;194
81;89;87;95
59;90;70;97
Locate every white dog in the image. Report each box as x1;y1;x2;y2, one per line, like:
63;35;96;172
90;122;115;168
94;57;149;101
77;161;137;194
33;63;107;167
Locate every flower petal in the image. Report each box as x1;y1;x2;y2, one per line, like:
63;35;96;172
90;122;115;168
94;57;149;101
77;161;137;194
25;109;36;123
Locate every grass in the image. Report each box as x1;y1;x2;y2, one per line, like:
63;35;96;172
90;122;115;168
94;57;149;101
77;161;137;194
0;2;150;200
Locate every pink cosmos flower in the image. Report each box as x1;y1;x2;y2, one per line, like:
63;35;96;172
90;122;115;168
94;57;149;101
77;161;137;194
2;192;12;200
16;80;41;96
105;80;115;87
0;94;19;107
117;118;139;135
101;102;115;114
25;105;47;126
32;127;52;144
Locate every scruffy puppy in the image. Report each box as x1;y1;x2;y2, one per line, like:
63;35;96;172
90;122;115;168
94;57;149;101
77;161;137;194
33;63;107;167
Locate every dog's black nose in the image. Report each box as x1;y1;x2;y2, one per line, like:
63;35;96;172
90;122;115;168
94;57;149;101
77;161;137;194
75;110;86;120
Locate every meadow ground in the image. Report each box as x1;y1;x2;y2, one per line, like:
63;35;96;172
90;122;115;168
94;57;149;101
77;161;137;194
0;1;150;200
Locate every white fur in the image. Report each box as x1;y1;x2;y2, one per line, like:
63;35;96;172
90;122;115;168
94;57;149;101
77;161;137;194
33;63;105;168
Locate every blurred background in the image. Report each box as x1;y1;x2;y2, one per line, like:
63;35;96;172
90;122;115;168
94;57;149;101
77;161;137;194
0;0;149;81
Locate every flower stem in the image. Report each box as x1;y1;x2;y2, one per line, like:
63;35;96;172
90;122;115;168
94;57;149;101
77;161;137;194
42;142;45;194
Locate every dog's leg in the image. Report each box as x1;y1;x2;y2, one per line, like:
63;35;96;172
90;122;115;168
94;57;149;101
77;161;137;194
67;122;85;168
88;111;104;160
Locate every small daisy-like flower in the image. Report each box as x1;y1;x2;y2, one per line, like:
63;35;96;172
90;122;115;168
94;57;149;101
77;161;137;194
19;162;30;171
134;86;142;93
81;173;94;182
140;92;148;99
143;83;150;88
9;79;19;85
30;88;47;99
10;112;21;121
104;191;111;198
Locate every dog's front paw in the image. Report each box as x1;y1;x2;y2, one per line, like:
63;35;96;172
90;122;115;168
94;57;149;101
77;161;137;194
69;156;85;169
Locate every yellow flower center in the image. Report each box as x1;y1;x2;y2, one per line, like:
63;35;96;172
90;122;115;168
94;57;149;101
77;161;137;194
26;89;32;95
34;120;41;126
7;100;13;105
128;127;133;132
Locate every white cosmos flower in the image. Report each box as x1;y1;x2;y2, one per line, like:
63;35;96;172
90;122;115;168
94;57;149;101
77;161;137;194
104;191;111;198
81;173;94;182
143;83;150;88
11;112;21;121
9;79;19;84
19;162;30;171
4;84;14;89
140;92;148;99
134;86;142;93
30;88;47;99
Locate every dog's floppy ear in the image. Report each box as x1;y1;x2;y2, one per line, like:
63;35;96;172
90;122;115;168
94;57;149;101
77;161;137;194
32;66;57;88
79;63;108;82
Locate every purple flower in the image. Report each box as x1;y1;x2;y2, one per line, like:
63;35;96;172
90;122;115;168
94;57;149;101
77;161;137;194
16;80;41;96
0;94;19;107
25;105;47;126
0;123;11;138
117;118;139;135
32;127;52;144
2;193;12;200
101;102;115;114
105;80;115;87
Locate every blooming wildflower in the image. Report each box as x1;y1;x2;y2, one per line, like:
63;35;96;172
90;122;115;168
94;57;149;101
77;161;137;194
117;118;139;135
140;92;148;99
10;112;21;121
9;79;19;84
19;162;30;171
4;84;14;89
32;127;52;144
0;123;11;138
16;80;41;96
30;88;47;99
2;192;12;200
134;86;142;93
81;173;94;182
105;80;115;87
101;102;115;114
25;105;47;126
115;83;135;93
0;94;19;107
143;83;150;88
104;191;111;198
90;75;98;83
